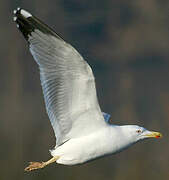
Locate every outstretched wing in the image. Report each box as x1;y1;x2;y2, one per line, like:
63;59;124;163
13;8;107;146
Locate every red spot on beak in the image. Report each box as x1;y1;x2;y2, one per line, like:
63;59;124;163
155;135;160;138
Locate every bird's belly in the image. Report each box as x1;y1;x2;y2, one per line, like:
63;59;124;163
51;130;114;165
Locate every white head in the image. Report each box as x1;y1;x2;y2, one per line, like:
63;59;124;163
109;125;162;155
120;125;162;144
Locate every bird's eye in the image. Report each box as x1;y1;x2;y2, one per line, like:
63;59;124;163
136;130;142;133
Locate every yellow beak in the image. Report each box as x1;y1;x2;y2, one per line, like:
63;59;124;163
145;131;162;139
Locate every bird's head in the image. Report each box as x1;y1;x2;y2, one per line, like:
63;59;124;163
121;125;162;143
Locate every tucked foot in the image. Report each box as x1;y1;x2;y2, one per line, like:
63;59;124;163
24;161;46;172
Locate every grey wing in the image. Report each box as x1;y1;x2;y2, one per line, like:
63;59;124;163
14;8;107;146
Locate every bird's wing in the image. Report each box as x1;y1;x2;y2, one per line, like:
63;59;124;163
14;8;107;146
102;112;111;123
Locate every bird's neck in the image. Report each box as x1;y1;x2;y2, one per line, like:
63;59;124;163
108;125;136;154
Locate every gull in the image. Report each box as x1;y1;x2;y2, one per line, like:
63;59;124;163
13;8;162;172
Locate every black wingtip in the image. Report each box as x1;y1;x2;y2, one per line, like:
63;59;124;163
13;8;64;42
13;8;34;40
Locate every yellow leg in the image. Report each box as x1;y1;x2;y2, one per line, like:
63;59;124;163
24;156;59;172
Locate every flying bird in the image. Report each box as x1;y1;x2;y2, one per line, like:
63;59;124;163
13;8;162;172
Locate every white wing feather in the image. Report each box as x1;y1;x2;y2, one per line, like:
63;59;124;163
29;30;106;145
13;9;107;146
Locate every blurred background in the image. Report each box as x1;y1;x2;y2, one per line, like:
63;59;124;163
0;0;169;180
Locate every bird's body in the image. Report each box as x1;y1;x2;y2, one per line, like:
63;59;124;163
13;8;162;171
51;125;140;165
52;126;112;165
